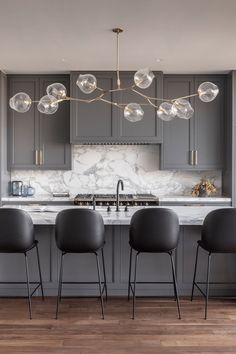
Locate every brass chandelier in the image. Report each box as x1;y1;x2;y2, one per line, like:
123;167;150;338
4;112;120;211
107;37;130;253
9;28;219;122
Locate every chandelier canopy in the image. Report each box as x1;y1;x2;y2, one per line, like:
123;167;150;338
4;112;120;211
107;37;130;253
9;28;219;122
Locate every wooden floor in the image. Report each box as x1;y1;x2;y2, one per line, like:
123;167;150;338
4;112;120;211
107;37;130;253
0;297;236;353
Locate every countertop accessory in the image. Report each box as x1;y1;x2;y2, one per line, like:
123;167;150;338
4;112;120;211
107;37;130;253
11;181;23;196
192;179;217;197
27;181;35;196
9;29;219;123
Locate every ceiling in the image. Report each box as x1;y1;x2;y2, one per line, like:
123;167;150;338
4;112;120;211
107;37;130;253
0;0;235;74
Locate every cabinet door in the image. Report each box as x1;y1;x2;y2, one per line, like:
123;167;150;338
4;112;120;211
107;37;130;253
194;76;225;170
161;76;195;170
8;76;39;169
39;76;71;170
70;72;117;143
116;72;163;143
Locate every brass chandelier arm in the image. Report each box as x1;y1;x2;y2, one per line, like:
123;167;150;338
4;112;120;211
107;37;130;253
99;97;123;109
171;93;199;102
65;92;105;103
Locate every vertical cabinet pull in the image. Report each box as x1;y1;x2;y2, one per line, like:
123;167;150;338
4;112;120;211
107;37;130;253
35;150;44;165
39;150;44;165
194;150;198;165
35;150;39;165
190;150;194;165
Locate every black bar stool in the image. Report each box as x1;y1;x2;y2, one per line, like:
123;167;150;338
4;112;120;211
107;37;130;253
55;208;107;319
191;208;236;319
128;208;181;319
0;208;44;319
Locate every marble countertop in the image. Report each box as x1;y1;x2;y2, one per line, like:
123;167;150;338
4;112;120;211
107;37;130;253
158;196;231;203
1;205;231;226
2;195;232;204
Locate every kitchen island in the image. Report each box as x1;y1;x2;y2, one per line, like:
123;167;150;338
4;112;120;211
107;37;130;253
1;204;236;297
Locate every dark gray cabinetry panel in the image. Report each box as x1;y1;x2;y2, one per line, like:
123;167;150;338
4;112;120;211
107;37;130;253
116;72;163;143
8;75;71;170
39;76;71;169
70;71;163;143
8;76;39;169
70;72;117;143
194;76;225;170
161;76;194;169
161;75;225;170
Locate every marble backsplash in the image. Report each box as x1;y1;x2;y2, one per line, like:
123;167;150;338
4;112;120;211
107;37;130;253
10;145;222;197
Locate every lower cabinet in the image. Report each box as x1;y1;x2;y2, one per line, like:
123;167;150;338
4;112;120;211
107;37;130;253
8;75;71;170
0;225;235;297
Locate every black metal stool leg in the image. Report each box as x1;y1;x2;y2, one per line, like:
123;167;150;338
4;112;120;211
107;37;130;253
128;247;133;301
191;244;200;301
205;252;211;320
35;242;44;301
132;252;139;320
95;252;105;319
24;252;32;319
169;252;181;320
101;248;108;301
56;252;65;319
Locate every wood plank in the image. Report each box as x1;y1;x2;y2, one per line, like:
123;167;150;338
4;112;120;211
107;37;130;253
0;297;235;353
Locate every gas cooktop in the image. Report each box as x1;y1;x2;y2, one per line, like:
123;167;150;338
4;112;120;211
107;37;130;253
74;193;159;207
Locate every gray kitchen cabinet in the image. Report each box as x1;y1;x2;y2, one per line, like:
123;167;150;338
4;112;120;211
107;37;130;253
8;75;71;170
161;76;195;169
70;72;118;143
116;72;163;143
70;71;163;143
194;76;225;170
39;76;71;169
161;75;225;170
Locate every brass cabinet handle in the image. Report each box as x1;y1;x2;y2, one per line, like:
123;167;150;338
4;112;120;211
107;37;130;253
35;150;39;165
194;150;198;165
39;150;44;165
190;150;194;165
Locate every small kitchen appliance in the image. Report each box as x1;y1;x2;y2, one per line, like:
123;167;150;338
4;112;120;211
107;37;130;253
11;181;23;196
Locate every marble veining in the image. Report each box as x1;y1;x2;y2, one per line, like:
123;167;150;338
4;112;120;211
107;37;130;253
2;205;229;226
10;145;222;197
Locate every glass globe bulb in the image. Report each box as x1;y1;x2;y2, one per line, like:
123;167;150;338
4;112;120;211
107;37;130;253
124;103;144;122
173;98;194;119
46;83;67;100
134;68;155;89
9;92;32;113
76;74;97;94
198;81;219;102
37;95;59;115
157;102;177;121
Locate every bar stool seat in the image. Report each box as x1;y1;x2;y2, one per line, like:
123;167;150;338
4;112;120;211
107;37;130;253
55;208;107;319
191;208;236;319
0;208;44;319
128;208;181;319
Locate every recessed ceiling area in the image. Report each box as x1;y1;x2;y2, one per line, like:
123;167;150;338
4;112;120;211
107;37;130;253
0;0;236;74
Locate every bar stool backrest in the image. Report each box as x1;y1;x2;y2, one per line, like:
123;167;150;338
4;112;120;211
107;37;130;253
202;208;236;252
55;209;105;253
130;208;180;252
0;208;34;252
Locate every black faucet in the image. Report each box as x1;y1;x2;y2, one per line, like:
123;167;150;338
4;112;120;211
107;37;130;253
116;179;124;212
92;195;96;210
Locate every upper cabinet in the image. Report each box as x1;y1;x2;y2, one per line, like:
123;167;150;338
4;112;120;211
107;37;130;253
161;75;226;170
70;71;163;144
8;75;71;170
70;72;117;143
